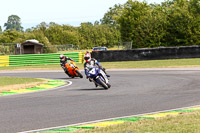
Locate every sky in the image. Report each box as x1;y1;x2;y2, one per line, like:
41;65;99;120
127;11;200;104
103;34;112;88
0;0;164;30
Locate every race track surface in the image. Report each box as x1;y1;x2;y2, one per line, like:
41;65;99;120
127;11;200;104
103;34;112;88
1;69;200;133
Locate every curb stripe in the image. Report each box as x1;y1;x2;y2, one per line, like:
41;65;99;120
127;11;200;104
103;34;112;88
23;105;200;133
0;79;67;96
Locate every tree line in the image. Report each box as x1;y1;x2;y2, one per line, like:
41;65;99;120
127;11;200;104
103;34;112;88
0;0;200;51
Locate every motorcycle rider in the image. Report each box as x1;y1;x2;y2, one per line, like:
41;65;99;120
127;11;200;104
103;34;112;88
59;54;75;77
84;52;110;87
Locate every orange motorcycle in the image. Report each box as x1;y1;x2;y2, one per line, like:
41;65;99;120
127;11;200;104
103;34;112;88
65;60;83;78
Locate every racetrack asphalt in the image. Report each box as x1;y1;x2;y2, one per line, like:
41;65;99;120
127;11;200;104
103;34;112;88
1;68;200;133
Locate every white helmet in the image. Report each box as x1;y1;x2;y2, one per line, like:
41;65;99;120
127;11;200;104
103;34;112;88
59;54;65;61
84;53;91;62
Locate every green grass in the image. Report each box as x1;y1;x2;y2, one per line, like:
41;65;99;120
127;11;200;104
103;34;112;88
100;58;200;69
75;111;200;133
0;77;44;86
1;58;200;71
0;64;61;71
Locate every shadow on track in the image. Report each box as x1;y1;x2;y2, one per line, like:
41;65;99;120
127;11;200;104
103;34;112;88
58;78;82;80
75;88;107;91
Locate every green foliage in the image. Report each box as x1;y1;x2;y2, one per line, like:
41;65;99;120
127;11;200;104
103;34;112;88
4;15;23;31
0;30;24;43
78;22;120;49
116;0;200;48
100;4;123;29
1;0;200;52
118;0;150;48
45;24;79;46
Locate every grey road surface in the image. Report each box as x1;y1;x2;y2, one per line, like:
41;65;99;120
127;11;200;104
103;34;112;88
1;69;200;133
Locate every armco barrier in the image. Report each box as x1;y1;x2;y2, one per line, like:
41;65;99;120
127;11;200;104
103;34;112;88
0;52;83;67
0;56;9;66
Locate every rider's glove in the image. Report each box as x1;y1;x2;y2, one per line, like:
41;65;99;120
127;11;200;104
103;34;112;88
99;66;103;69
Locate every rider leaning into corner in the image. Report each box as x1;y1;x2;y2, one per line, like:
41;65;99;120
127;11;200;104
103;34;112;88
83;51;110;87
59;54;75;77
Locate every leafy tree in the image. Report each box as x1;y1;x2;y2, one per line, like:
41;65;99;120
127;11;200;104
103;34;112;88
78;22;120;49
49;22;57;26
94;21;100;25
78;23;94;48
36;22;48;33
116;0;200;48
100;4;123;29
25;28;34;32
188;0;200;16
185;0;200;45
117;0;150;48
0;30;24;43
44;24;80;46
36;22;48;28
4;15;23;31
137;4;169;47
164;0;195;46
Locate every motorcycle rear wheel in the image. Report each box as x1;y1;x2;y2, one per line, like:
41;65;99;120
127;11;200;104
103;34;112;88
75;70;83;78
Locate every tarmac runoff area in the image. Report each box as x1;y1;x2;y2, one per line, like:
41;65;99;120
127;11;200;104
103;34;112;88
21;105;200;133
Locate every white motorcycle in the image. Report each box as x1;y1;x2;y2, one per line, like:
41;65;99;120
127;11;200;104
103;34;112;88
88;66;111;89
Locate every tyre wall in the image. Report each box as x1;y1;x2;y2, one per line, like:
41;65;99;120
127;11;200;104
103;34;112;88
91;46;200;62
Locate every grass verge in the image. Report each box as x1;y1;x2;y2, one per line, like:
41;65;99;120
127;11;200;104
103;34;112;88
100;58;200;69
0;77;47;92
0;77;44;86
75;111;200;133
0;64;62;71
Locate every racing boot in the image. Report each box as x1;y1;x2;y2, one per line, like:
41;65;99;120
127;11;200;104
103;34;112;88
107;83;111;88
102;68;110;77
95;83;98;87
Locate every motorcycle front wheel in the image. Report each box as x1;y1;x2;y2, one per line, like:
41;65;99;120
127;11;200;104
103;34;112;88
96;77;109;90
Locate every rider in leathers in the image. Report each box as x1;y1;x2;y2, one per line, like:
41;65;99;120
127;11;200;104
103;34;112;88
84;52;110;87
59;54;74;77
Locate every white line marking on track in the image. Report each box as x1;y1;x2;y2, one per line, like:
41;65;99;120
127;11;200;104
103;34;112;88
20;104;200;133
